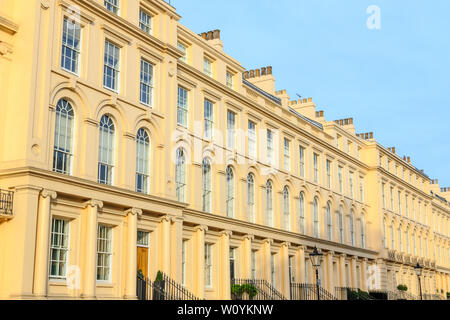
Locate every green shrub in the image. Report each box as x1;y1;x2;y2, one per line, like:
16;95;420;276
155;270;163;282
346;288;359;300
241;284;258;299
231;284;244;297
446;292;450;299
397;284;408;292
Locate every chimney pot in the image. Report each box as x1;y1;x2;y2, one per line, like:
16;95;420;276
213;29;220;39
308;98;312;102
267;66;272;75
303;98;307;103
201;32;207;39
243;71;249;79
249;70;255;78
207;31;213;40
349;118;353;125
255;69;260;77
261;67;267;76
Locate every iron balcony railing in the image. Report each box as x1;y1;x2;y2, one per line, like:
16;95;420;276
231;279;286;300
290;283;336;300
0;189;13;216
137;271;199;300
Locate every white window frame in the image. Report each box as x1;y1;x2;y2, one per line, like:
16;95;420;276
248;121;257;159
283;186;290;231
247;174;255;223
53;99;75;175
204;99;214;140
103;40;120;92
175;148;186;202
96;224;113;282
299;146;305;178
266;180;273;227
202;158;212;213
61;17;81;75
135;128;151;194
104;0;120;14
284;138;290;171
140;59;154;107
177;86;188;127
203;57;212;77
139;9;152;34
226;166;235;218
49;218;70;279
227;110;236;149
98;115;115;185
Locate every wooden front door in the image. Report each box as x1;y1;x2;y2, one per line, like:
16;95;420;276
137;247;149;278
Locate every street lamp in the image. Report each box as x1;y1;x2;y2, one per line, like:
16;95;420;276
414;263;423;300
310;247;323;301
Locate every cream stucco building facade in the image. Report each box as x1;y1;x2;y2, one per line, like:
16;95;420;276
0;0;449;300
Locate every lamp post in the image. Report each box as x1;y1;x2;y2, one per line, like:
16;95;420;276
310;247;323;301
414;263;423;300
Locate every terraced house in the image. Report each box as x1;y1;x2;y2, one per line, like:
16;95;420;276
0;0;448;300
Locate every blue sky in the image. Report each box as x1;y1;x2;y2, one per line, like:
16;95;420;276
173;0;450;187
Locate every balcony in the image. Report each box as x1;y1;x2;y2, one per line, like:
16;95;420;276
0;189;14;221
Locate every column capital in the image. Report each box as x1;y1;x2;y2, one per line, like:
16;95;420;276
83;199;103;209
220;230;232;238
41;189;57;200
327;250;335;257
173;216;185;223
340;253;347;259
194;225;208;233
160;215;174;223
125;208;142;216
262;238;273;245
243;234;254;241
297;245;307;252
281;242;291;248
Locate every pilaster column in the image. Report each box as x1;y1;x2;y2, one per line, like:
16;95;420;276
339;254;347;287
361;258;368;291
171;216;184;282
326;251;334;293
242;235;254;279
280;242;290;298
296;246;306;283
351;257;358;288
262;239;273;283
194;225;207;299
160;216;172;274
219;230;232;299
81;199;103;299
33;189;57;297
124;208;141;299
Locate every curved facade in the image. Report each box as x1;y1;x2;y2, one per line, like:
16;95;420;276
0;0;448;300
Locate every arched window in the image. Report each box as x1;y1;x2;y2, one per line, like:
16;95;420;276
338;206;344;243
266;180;273;227
406;228;410;253
299;192;305;234
313;197;319;238
202;158;211;213
98;115;115;185
226;166;235;218
53;99;75;175
398;226;402;251
390;224;395;249
383;218;387;248
419;235;422;256
349;210;355;246
326;202;332;241
247;173;255;223
360;214;366;248
136;128;150;194
283;186;290;231
412;231;417;255
175;148;186;202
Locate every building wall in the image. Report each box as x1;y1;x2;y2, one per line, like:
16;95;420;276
0;0;448;300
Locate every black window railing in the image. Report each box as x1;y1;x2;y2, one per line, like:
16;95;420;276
0;189;13;216
137;271;199;300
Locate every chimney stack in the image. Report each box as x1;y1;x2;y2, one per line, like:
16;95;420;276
244;66;276;95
